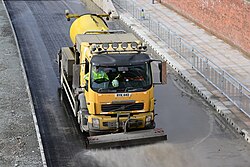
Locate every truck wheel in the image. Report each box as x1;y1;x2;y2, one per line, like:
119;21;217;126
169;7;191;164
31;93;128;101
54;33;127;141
79;114;84;133
73;98;79;117
78;110;88;133
77;110;81;124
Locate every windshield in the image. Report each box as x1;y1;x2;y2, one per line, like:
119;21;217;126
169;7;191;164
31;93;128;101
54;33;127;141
90;63;152;93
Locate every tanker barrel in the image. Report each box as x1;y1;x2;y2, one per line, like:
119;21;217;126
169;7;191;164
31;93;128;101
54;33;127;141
69;14;109;44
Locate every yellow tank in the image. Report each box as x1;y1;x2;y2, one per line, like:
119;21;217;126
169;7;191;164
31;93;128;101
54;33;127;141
70;14;109;44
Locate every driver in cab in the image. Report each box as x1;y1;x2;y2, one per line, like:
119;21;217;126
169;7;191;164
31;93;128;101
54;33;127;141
84;66;109;89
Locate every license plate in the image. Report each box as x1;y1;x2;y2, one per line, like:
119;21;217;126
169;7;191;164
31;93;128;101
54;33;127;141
116;93;131;97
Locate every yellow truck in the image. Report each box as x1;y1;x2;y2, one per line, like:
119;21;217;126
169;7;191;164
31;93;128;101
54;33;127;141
58;12;167;148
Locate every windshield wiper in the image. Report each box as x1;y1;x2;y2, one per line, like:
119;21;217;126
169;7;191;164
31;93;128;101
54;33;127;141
97;88;117;93
124;87;133;92
126;87;144;92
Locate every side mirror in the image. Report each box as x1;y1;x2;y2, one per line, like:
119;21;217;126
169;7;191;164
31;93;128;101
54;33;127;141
159;61;167;84
151;60;167;85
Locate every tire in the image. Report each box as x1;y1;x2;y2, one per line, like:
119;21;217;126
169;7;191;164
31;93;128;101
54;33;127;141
78;109;88;133
73;98;79;117
79;114;85;133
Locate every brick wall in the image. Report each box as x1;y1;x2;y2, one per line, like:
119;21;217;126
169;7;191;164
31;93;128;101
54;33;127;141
158;0;250;54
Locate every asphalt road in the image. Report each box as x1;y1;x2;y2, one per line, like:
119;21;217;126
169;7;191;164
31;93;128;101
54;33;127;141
4;0;250;167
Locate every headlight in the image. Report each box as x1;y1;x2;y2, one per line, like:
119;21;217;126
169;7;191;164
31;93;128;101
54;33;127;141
92;118;100;129
145;115;152;125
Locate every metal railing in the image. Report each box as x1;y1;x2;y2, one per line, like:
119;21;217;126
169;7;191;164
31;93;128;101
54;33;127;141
113;0;250;117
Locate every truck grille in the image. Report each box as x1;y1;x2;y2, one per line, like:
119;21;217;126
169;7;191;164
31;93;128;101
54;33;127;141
101;103;144;112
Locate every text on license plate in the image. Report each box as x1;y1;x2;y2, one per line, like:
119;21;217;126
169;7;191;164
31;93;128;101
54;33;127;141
115;93;131;97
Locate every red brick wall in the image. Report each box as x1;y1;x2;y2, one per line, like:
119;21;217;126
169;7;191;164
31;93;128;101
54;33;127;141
158;0;250;54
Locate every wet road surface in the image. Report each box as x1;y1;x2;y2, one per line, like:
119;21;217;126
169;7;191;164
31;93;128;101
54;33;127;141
4;0;250;166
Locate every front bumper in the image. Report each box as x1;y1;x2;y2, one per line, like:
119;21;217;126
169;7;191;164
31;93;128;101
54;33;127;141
88;112;154;133
87;128;167;149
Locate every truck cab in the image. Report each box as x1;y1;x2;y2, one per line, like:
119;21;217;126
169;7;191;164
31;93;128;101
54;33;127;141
83;53;158;134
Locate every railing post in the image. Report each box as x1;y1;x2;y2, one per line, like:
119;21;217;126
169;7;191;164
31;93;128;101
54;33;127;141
168;31;171;48
220;70;224;90
163;27;166;41
205;58;209;79
178;37;182;55
239;84;243;109
191;48;195;68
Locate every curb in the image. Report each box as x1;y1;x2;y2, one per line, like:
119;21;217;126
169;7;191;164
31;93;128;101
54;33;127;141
2;0;47;166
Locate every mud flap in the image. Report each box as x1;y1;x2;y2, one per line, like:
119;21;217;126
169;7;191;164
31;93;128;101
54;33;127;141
86;128;167;149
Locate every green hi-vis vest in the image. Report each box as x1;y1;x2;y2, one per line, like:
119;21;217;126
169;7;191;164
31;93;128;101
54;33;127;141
84;71;109;81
